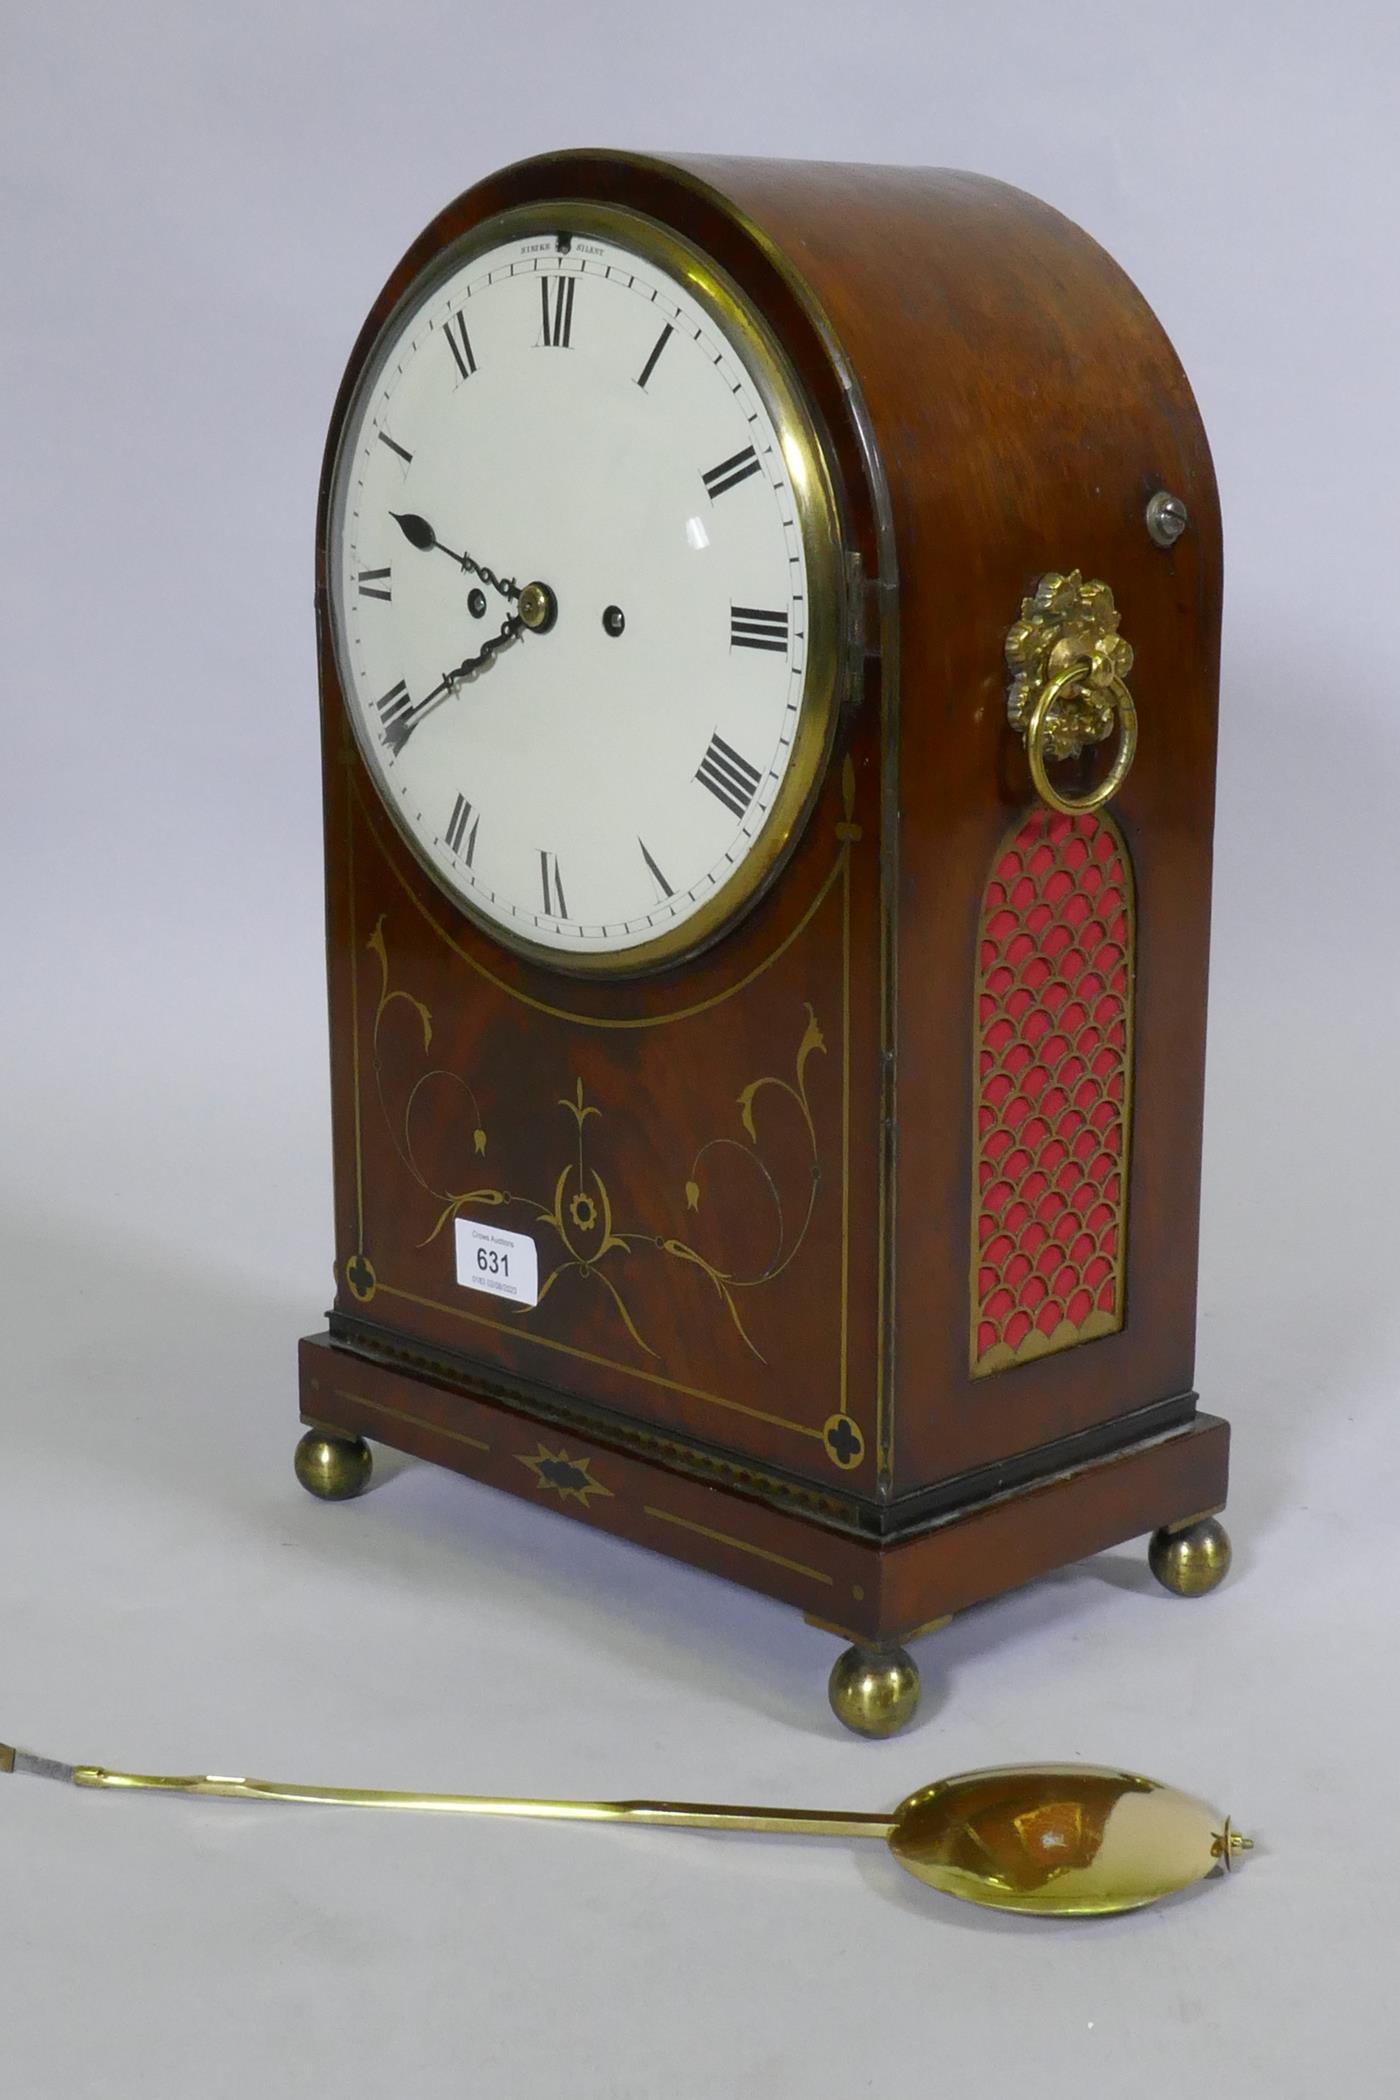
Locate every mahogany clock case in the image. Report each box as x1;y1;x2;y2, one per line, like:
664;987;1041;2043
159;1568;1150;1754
299;150;1227;1658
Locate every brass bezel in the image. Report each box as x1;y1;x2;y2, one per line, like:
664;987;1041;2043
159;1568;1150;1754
326;197;851;980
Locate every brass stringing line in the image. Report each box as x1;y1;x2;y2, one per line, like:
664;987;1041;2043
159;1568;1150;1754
334;1390;490;1455
683;1137;787;1279
403;1069;477;1200
333;1325;850;1514
344;780;864;1456
374;1282;826;1440
702;171;897;1485
360;938;829;1429
368;920;454;1196
876;654;896;1490
347;772;366;1257
641;1507;834;1585
839;765;852;1423
659;1006;826;1361
352;772;847;1031
366;920;521;1236
365;925;656;1351
578;1268;656;1361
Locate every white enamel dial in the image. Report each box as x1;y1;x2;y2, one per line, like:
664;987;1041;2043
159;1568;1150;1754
327;207;841;971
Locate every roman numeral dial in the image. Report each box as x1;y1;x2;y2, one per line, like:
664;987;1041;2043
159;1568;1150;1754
331;212;836;967
539;851;567;918
445;793;479;863
636;323;673;389
639;839;673;898
375;679;413;734
539;275;575;348
445;311;477;380
730;605;788;652
702;445;762;499
696;733;763;819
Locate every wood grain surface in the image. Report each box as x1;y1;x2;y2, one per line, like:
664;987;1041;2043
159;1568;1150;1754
305;151;1226;1634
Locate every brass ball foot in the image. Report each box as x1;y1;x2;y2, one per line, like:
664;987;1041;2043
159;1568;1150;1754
1148;1516;1231;1597
827;1643;920;1738
295;1430;373;1502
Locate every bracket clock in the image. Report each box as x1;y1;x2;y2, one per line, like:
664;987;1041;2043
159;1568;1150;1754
296;151;1231;1736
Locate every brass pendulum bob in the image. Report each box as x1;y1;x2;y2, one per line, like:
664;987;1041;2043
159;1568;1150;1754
1;1740;1251;1918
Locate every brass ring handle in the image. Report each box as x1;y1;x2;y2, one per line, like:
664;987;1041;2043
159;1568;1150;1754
1004;570;1138;817
1025;662;1138;817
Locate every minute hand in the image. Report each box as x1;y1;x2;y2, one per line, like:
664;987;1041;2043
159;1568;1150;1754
384;615;525;756
392;511;518;602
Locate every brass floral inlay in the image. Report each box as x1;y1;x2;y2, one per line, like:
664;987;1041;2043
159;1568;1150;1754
368;921;827;1368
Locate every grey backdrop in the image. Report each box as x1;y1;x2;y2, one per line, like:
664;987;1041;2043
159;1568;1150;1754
3;2;1398;2093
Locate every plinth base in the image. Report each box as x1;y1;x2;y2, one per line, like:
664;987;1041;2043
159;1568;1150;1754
299;1331;1229;1733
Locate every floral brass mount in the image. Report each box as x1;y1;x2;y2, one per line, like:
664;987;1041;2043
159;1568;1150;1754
364;919;827;1370
1005;571;1138;816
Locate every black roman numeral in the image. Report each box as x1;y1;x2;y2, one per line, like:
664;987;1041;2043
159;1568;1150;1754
702;445;761;499
539;275;575;348
636;323;673;390
730;605;788;652
377;431;413;465
539;850;567;917
375;679;413;733
639;838;673;899
357;566;391;602
696;733;763;819
445;310;477;381
446;793;479;864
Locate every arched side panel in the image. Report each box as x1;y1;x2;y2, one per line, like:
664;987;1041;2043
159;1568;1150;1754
970;810;1135;1378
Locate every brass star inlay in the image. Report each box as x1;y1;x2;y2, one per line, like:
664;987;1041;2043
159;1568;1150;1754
516;1444;614;1510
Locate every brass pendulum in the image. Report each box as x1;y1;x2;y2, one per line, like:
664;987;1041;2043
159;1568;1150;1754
1;1737;1251;1918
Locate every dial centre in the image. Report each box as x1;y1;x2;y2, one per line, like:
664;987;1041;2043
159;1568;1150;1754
517;581;558;633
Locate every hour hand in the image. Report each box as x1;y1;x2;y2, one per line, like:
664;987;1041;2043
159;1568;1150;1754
382;615;525;755
391;511;518;602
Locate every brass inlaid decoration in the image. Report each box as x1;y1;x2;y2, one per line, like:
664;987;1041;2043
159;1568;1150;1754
329;1318;856;1523
351;761;852;1033
334;1390;490;1459
971;807;1135;1376
342;1251;378;1304
1005;572;1137;817
517;1444;614;1509
642;1505;834;1585
667;1005;827;1360
822;1413;865;1470
343;759;870;1470
367;921;828;1372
